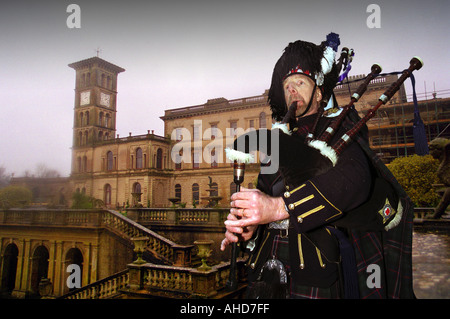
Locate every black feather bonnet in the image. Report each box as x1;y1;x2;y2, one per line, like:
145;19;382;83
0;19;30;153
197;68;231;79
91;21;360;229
268;33;341;121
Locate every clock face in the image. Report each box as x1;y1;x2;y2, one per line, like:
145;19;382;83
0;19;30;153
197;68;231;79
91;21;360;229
80;91;90;105
100;92;111;107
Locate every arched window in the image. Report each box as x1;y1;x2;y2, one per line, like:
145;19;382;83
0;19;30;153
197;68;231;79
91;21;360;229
98;131;103;141
192;183;199;205
132;182;142;205
65;248;83;292
99;112;103;126
105;114;111;128
85;111;89;125
83;131;88;145
78;132;82;146
77;156;82;172
30;246;49;295
1;244;18;293
83;156;87;172
104;184;111;205
156;148;163;169
136;148;143;169
107;151;113;171
101;74;106;87
133;182;141;194
79;112;84;127
175;184;181;199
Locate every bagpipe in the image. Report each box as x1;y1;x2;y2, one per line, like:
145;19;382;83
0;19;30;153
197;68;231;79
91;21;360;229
225;56;423;188
224;54;423;290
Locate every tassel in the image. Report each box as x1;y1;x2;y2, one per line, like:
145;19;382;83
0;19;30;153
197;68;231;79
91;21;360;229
225;148;254;163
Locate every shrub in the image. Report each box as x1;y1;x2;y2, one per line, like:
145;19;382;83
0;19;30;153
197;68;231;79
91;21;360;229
71;192;104;209
388;154;440;207
0;186;33;209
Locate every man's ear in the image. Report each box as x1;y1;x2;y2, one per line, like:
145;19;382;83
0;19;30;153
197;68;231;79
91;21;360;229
316;88;323;102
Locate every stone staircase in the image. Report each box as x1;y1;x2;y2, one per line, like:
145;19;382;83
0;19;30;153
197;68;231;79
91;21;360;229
102;209;194;266
59;209;247;299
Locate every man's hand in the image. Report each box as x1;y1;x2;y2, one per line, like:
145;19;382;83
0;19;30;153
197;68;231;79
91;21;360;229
220;187;288;251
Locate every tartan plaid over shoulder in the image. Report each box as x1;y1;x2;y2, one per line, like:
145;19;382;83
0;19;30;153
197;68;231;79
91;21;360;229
346;110;415;299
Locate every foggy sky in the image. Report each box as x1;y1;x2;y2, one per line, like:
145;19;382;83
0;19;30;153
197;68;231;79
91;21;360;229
1;0;449;177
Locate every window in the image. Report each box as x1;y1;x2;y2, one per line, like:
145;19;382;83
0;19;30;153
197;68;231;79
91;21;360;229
259;112;267;128
83;156;87;172
77;157;82;173
85;111;89;125
210;183;218;197
107;151;113;171
105;114;111;128
156;148;163;169
230;182;237;196
104;184;111;205
175;128;182;141
193;125;200;141
132;182;142;204
211;124;217;139
99;112;103;126
193;151;200;169
211;149;218;168
192;183;199;205
175;184;181;199
101;74;106;87
136;148;143;169
230;121;238;138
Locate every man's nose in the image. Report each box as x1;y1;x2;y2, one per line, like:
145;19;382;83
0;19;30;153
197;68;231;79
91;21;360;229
287;84;297;94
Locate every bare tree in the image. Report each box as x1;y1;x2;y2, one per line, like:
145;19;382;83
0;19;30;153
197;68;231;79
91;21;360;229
35;163;61;178
0;166;10;188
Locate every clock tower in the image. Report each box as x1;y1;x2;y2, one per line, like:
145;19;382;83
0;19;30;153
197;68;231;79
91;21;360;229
68;57;125;174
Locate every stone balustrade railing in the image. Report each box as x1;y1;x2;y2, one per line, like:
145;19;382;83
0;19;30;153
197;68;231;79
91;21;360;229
125;207;229;226
62;269;129;299
125;257;247;299
0;208;194;266
60;257;247;299
103;209;184;264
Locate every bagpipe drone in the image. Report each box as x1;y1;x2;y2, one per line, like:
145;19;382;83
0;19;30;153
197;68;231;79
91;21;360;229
225;56;423;191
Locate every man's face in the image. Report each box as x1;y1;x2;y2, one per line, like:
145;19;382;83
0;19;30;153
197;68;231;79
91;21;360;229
283;74;322;117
